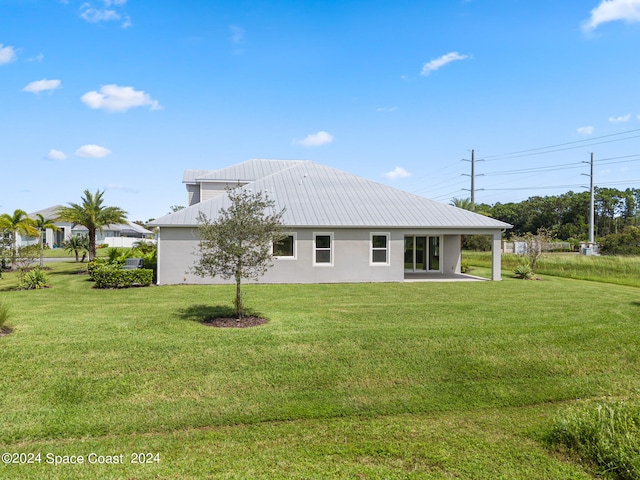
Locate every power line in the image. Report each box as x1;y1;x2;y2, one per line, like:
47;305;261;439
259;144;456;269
482;161;584;177
481;128;640;161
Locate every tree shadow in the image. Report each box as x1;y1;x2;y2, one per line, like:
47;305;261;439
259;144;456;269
630;301;640;307
176;304;264;325
176;304;238;322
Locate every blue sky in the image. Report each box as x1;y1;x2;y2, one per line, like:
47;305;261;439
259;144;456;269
2;0;640;221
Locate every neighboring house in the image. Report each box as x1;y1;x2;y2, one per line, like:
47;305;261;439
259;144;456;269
150;159;512;285
20;206;154;249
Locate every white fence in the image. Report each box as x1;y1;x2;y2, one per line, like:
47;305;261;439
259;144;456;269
101;237;156;248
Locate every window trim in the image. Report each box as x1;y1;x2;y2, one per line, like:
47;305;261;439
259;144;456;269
313;232;334;266
370;232;390;266
272;232;297;260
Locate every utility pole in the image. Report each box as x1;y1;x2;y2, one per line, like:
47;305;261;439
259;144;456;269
589;152;595;245
582;152;595;246
462;149;483;209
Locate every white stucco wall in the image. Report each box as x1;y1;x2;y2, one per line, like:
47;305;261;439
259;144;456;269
155;227;501;284
156;227;407;285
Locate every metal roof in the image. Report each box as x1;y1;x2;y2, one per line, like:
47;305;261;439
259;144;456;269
29;206;152;234
152;159;512;230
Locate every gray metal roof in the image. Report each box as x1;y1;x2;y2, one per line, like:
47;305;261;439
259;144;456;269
184;159;307;184
29;206;152;234
183;169;215;184
152;159;512;230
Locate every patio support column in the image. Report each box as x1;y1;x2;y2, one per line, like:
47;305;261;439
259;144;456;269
491;231;502;281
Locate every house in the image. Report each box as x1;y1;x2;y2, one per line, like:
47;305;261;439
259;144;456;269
150;159;512;285
21;206;154;249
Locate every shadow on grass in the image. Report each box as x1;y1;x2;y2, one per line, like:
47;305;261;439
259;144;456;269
177;304;238;322
631;301;640;307
176;304;264;324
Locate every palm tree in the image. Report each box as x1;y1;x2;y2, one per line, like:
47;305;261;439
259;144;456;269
0;209;38;270
64;234;89;262
450;197;474;211
34;213;60;268
55;190;127;261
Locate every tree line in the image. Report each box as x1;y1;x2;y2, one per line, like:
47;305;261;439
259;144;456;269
473;187;640;242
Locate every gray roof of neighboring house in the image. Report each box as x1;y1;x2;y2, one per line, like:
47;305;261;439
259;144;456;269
152;159;512;230
29;206;152;235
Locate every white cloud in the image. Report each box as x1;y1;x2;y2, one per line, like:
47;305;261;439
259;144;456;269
80;1;130;27
420;52;469;76
577;126;595;136
76;144;112;158
23;79;62;94
376;107;397;112
230;25;245;44
27;53;44;63
609;113;631;123
81;7;120;23
383;167;411;180
0;44;17;65
48;149;67;161
295;131;334;147
81;84;162;112
583;0;640;31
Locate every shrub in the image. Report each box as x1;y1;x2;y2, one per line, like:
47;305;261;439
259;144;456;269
0;300;9;328
87;259;107;279
599;226;640;255
92;265;153;288
513;263;533;280
462;234;492;251
19;267;50;290
546;401;640;479
460;261;472;273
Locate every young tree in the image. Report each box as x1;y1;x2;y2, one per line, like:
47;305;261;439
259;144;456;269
0;209;38;270
64;234;89;262
34;213;59;268
519;228;554;274
56;190;127;261
191;187;286;318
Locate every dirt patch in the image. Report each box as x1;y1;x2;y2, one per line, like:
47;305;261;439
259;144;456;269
0;326;13;337
202;316;268;328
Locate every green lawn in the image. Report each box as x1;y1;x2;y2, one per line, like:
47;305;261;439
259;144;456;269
0;261;638;478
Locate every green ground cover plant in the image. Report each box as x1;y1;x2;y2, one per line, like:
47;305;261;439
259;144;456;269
0;260;638;478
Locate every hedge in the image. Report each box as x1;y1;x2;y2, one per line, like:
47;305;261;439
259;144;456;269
91;265;154;288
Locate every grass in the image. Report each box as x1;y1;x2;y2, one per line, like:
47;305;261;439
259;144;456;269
41;246;111;259
0;260;639;478
546;401;640;479
463;250;640;287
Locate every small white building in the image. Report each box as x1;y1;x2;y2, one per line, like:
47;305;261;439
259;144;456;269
150;159;512;284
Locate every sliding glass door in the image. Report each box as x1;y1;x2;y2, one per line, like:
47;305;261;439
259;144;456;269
404;236;441;272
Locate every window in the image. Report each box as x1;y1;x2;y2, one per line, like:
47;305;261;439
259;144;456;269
371;233;390;265
273;234;296;259
314;233;333;266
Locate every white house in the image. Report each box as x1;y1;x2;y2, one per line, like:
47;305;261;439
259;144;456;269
21;206;154;249
150;159;512;285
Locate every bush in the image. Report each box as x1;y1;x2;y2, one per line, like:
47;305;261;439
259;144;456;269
546;401;640;479
462;235;492;251
92;265;153;288
0;300;9;328
460;261;472;273
599;226;640;255
87;259;107;279
19;267;50;290
513;263;533;280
